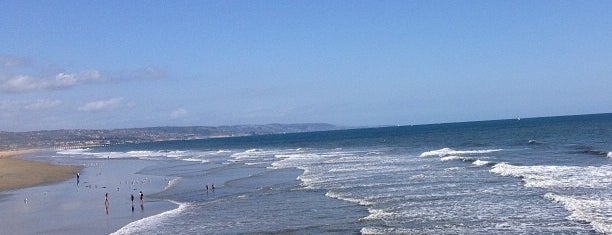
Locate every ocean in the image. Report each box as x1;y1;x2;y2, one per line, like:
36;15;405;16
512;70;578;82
58;113;612;234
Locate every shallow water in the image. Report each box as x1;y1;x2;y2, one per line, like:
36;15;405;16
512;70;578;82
50;114;612;234
0;156;176;235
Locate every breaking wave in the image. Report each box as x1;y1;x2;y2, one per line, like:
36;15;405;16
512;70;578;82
110;201;189;235
490;163;612;189
491;162;612;233
545;193;612;234
420;148;502;158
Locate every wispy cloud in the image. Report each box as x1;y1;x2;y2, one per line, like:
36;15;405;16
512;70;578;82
1;55;168;94
78;98;124;112
123;66;167;80
1;99;63;111
0;55;29;68
105;66;167;82
170;108;188;119
24;99;63;111
0;70;102;93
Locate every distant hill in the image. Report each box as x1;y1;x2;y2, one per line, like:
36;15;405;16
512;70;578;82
0;123;339;150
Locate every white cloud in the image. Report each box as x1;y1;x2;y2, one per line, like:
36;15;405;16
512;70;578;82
2;75;39;92
24;99;63;111
78;98;123;112
111;66;167;81
0;55;167;94
0;70;102;92
53;70;102;88
170;108;188;119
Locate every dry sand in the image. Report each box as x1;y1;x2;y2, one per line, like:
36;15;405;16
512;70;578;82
0;150;82;191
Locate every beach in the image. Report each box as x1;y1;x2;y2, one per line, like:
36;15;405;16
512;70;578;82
0;150;81;191
0;151;178;234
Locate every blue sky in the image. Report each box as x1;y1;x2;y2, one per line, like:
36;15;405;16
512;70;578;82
1;1;611;131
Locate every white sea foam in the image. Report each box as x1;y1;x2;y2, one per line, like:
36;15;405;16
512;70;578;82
325;191;373;206
360;227;384;235
181;158;209;163
490;163;612;189
439;155;494;167
544;193;612;234
362;208;394;221
409;174;428;180
492;162;612;232
164;178;181;191
269;153;331;170
110;201;189;235
420;148;502;158
440;155;462;161
472;160;491;167
230;149;296;166
268;149;436;231
268;153;332;189
56;148;91;155
360;226;414;234
58;149;218;163
328;165;404;174
444;167;465;172
608;152;612;158
244;162;267;166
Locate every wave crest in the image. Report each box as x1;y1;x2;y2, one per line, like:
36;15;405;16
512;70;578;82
491;163;612;189
420;148;502;158
110;201;188;235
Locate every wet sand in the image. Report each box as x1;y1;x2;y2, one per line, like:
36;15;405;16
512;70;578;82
0;150;82;191
0;152;177;234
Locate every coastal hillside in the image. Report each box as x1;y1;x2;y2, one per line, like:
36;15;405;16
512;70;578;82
0;123;338;150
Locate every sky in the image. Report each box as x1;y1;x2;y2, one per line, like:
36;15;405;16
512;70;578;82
1;1;611;131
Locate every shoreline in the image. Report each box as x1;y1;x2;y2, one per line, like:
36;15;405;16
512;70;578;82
0;152;178;235
0;150;82;192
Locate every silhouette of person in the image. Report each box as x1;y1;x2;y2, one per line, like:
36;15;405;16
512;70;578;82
105;193;109;214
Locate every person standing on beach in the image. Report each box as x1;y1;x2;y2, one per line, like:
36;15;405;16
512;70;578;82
76;172;80;185
131;194;134;205
139;191;144;204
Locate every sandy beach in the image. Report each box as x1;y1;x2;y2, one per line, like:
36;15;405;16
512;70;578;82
0;151;178;235
0;150;82;191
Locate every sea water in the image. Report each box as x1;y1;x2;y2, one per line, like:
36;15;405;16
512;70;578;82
59;113;612;234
